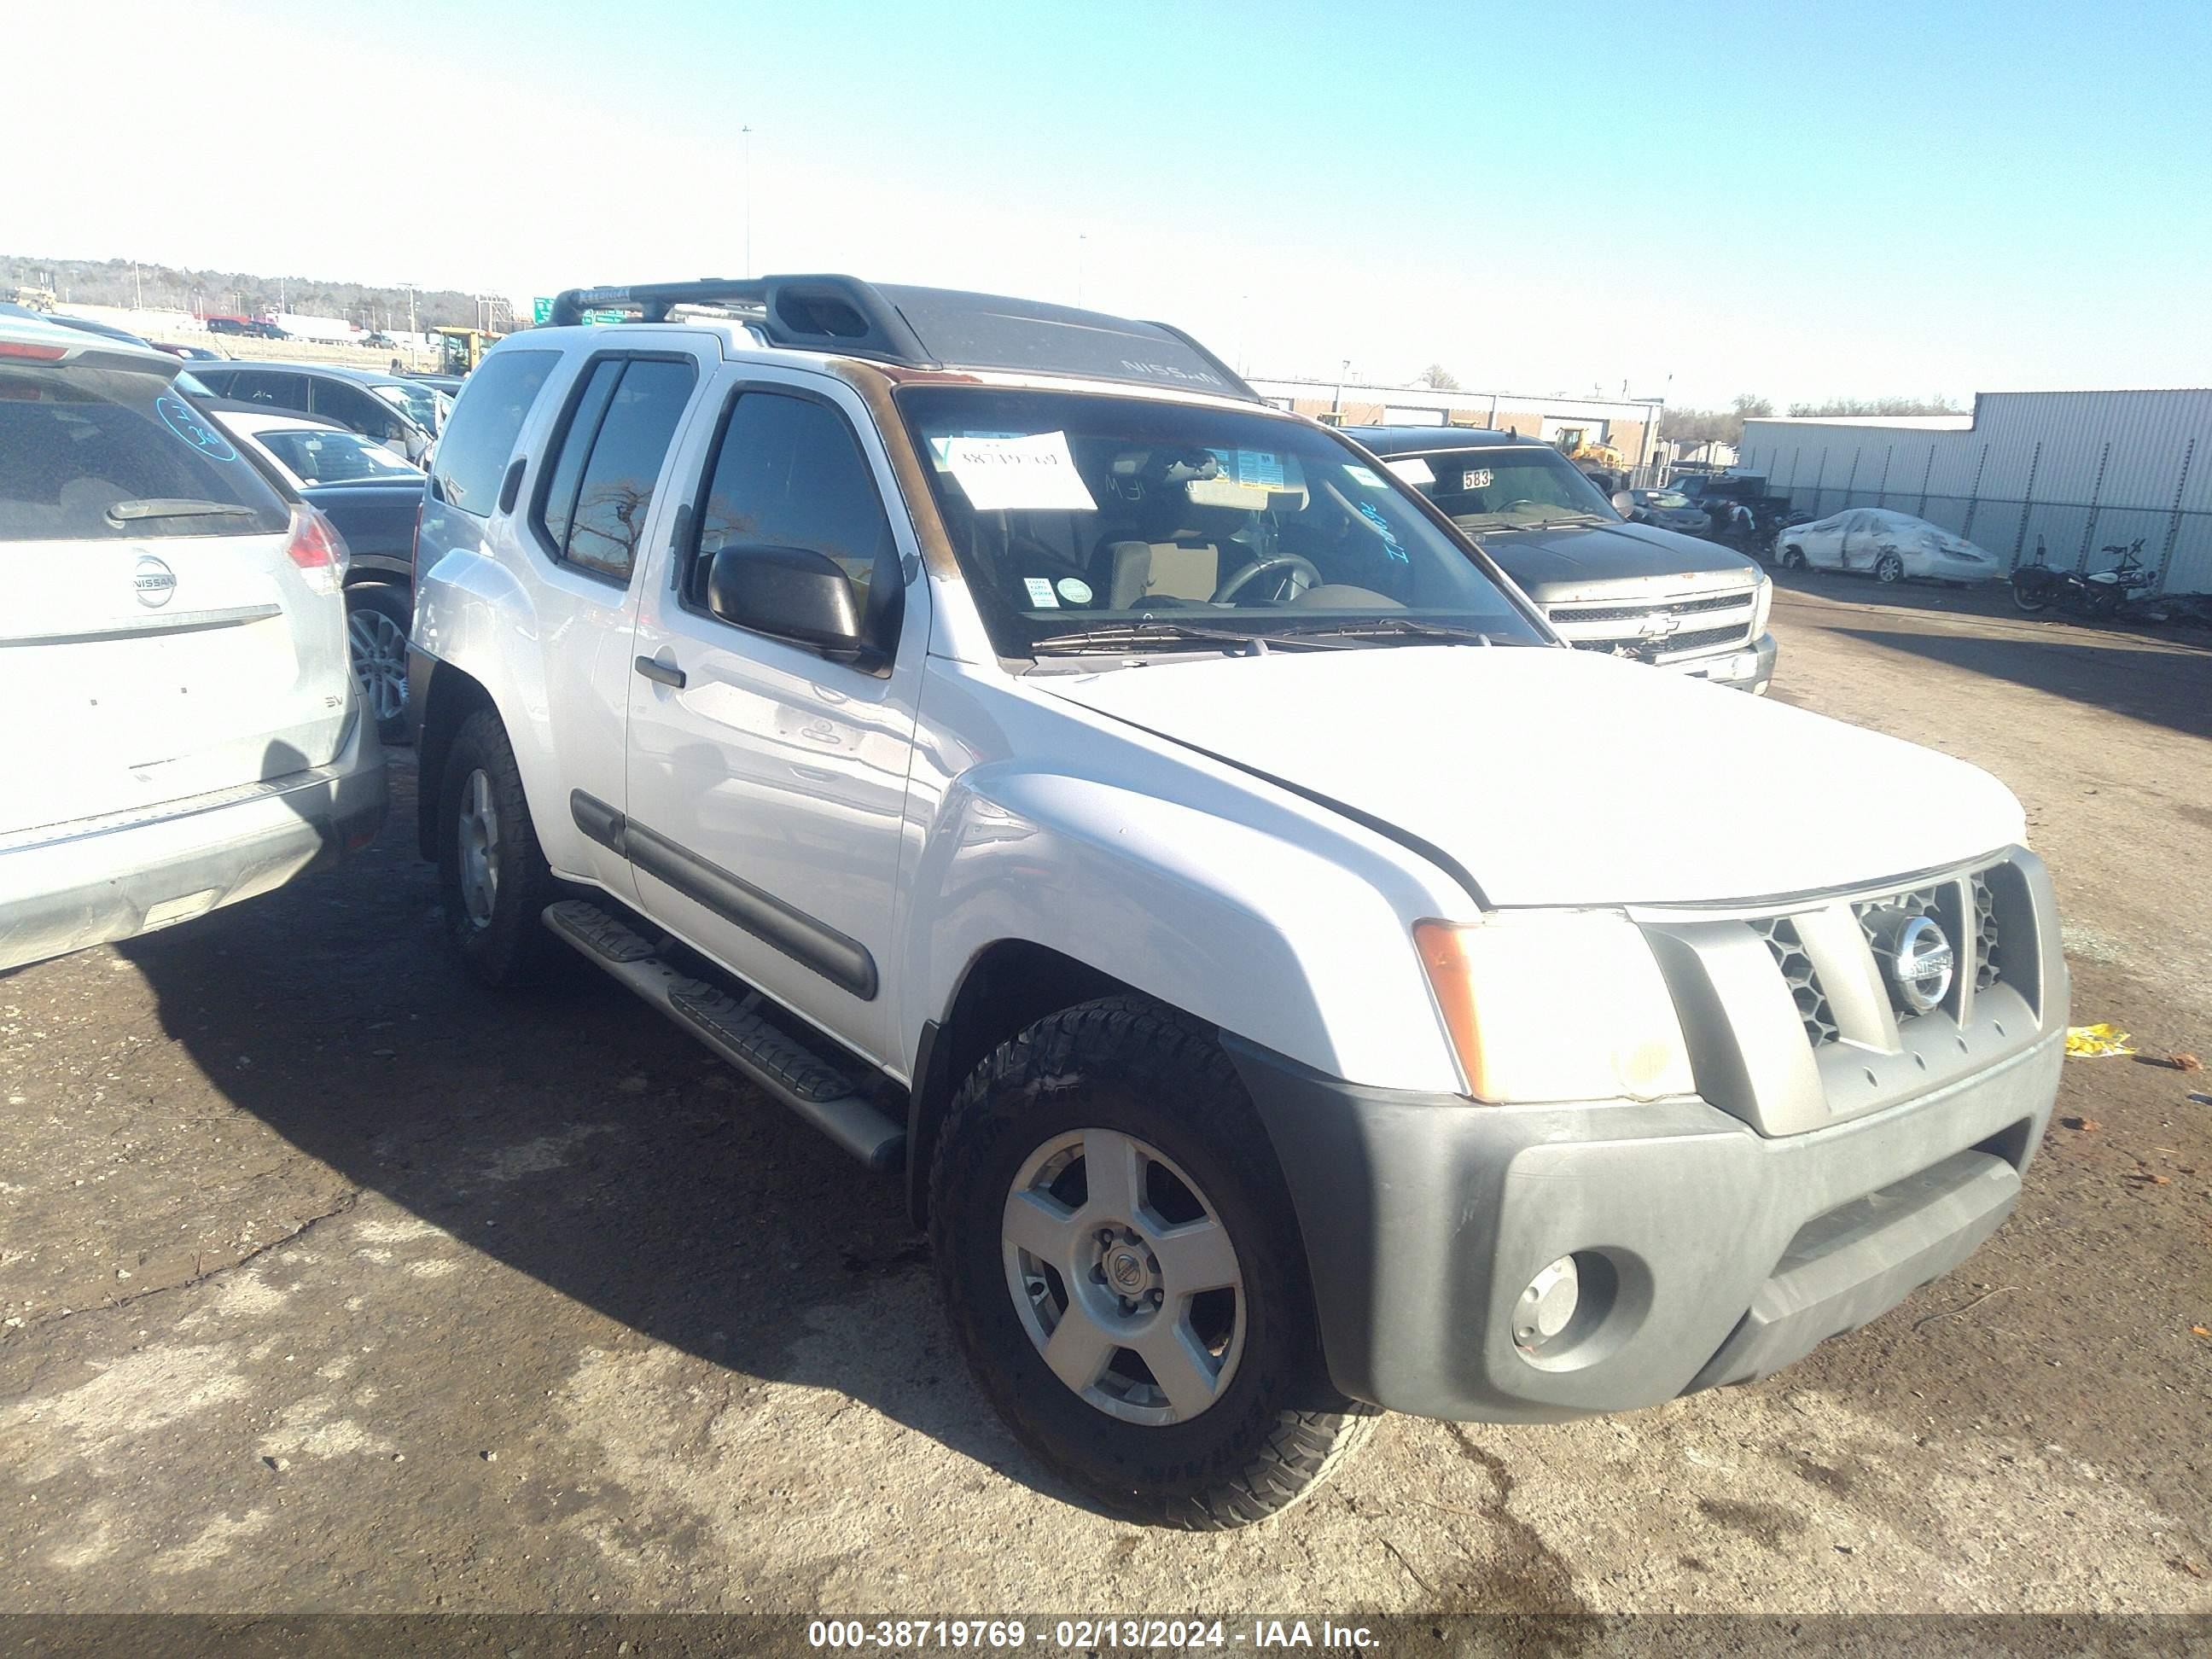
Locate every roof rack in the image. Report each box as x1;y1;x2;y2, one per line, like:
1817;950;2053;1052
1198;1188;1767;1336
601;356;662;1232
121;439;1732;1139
544;274;1258;402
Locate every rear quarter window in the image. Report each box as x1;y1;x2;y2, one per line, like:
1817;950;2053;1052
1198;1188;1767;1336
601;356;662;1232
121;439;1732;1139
432;348;560;517
0;364;291;542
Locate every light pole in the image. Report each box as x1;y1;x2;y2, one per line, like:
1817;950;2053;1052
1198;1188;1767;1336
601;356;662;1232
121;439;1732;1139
742;125;754;278
1076;233;1087;306
1332;358;1351;424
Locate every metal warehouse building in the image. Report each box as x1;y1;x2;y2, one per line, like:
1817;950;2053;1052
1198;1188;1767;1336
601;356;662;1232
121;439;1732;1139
1739;390;2212;596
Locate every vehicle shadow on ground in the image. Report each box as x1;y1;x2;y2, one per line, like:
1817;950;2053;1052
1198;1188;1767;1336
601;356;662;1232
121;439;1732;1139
1830;627;2212;744
116;760;1087;1511
1773;565;2212;643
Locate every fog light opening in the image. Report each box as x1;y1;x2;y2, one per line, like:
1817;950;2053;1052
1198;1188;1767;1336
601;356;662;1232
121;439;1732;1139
1513;1255;1580;1352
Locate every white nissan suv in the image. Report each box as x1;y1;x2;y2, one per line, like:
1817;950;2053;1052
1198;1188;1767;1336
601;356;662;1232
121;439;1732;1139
407;276;2066;1528
0;314;386;973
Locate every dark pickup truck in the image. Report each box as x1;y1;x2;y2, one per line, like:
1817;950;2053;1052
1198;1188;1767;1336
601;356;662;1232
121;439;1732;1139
1349;427;1776;693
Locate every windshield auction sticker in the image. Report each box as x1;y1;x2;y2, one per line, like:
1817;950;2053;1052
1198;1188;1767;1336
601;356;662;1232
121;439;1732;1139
943;431;1098;513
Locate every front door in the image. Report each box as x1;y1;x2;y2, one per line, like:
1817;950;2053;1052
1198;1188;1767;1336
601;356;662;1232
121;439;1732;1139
625;370;928;1071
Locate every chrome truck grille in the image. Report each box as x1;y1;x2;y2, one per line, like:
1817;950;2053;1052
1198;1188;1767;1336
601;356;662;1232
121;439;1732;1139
1636;853;2058;1138
1545;587;1758;664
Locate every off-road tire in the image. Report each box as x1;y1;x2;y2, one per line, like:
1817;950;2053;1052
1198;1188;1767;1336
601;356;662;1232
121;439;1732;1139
930;995;1377;1529
437;707;560;987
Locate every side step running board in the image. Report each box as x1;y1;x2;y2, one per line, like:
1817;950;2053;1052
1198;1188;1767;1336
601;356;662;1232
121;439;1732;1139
544;899;905;1172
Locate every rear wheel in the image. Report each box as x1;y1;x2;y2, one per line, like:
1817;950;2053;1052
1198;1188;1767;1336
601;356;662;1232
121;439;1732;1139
2011;572;2051;613
437;707;559;987
345;584;412;745
931;997;1377;1528
1874;550;1905;584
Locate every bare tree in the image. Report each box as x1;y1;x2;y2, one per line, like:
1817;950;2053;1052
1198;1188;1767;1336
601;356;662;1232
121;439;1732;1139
1417;364;1462;391
1786;395;1962;417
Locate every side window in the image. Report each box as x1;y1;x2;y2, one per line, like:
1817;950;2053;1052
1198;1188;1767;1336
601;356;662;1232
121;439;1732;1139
533;357;696;582
190;368;236;397
687;391;894;612
430;348;558;518
234;372;306;411
308;380;394;441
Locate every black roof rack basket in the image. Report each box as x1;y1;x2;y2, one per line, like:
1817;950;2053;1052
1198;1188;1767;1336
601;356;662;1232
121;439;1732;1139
544;274;1256;401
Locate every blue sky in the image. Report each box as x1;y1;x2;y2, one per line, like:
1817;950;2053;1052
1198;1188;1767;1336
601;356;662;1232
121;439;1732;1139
9;0;2208;406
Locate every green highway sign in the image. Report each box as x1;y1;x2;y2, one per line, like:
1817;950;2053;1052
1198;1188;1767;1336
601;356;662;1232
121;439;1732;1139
531;296;624;326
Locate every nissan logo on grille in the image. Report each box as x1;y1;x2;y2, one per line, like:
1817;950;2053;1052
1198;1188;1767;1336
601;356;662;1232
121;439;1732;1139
132;555;178;608
1877;912;1955;1013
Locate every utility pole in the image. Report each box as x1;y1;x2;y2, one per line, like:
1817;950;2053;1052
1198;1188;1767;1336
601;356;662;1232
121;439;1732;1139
133;261;142;309
1076;233;1087;306
405;283;417;337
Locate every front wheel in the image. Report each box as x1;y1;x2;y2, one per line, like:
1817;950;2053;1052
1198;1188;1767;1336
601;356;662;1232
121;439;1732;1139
1780;545;1807;570
437;707;560;987
2011;573;2051;613
930;997;1377;1528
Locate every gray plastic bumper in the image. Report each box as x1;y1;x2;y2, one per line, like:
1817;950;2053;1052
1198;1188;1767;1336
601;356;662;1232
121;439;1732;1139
1228;1021;2062;1423
0;713;386;973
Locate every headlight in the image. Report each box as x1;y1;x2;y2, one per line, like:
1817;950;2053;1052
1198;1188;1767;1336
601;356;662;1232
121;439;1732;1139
1413;912;1697;1103
1750;574;1773;636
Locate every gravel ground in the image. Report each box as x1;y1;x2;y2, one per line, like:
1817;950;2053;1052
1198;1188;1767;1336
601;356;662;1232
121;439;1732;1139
2;572;2208;1620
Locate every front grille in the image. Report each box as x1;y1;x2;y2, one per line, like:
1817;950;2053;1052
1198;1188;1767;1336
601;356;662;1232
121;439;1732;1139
1752;917;1837;1045
1749;866;2010;1053
1549;592;1749;625
1970;874;2002;988
1569;623;1751;656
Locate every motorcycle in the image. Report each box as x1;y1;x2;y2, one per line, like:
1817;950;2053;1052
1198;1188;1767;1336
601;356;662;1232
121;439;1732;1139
2011;536;2157;619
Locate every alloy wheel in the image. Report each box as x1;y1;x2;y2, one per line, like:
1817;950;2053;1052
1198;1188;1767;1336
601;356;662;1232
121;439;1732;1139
1002;1127;1246;1425
456;768;501;928
348;608;409;725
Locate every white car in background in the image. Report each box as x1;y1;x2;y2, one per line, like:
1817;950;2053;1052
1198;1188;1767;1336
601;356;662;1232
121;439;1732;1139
1776;509;2001;584
213;408;425;490
0;313;385;972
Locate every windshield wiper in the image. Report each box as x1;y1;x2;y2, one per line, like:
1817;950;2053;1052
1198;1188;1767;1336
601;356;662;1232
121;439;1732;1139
1271;617;1534;646
105;498;258;524
1030;619;1357;656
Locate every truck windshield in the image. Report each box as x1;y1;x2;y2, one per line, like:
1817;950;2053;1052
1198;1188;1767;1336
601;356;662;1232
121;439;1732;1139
895;387;1548;658
1386;445;1618;532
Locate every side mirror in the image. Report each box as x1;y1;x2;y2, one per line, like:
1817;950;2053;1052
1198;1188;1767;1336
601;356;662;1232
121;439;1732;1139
706;544;872;660
1610;491;1636;516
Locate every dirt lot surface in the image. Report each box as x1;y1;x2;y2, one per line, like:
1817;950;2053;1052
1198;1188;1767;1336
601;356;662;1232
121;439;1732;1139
3;572;2209;1620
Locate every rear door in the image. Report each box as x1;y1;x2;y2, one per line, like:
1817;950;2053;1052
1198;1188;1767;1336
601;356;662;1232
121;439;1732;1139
226;369;310;416
0;346;351;836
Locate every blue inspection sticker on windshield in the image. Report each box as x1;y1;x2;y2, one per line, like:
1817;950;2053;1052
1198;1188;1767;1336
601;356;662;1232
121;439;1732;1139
154;393;237;462
1357;499;1410;562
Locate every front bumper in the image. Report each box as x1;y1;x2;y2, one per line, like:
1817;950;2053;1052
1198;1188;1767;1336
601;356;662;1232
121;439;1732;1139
1227;1017;2062;1423
1671;629;1775;694
0;712;387;973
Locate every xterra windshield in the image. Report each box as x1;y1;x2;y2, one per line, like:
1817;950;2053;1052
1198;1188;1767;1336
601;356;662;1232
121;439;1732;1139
896;388;1549;658
1389;445;1619;533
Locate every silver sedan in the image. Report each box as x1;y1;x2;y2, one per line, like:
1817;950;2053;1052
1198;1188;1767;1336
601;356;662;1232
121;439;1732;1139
1774;509;2002;584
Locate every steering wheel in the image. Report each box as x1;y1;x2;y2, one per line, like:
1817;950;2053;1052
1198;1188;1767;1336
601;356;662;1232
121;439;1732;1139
1212;553;1323;605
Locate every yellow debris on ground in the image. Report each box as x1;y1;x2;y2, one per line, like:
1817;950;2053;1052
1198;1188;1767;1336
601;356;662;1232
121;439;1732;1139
2064;1022;2134;1057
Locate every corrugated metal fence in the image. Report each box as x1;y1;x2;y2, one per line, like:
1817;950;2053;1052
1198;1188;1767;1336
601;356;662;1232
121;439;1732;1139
1740;392;2212;596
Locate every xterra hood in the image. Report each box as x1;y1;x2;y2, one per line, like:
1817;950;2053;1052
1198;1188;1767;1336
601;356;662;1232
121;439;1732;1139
1481;519;1761;601
1037;646;2024;909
